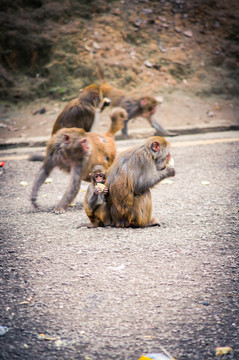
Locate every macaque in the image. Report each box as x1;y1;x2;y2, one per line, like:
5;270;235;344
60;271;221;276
31;107;127;213
84;165;111;227
100;83;176;137
51;84;110;135
106;136;175;228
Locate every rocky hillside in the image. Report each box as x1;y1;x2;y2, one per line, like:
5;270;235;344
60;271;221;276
0;0;239;103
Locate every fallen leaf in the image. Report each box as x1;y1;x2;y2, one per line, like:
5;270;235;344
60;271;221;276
20;181;28;187
37;333;57;341
44;177;52;184
215;346;232;356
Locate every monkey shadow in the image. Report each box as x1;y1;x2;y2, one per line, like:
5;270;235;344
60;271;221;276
77;223;161;230
27;203;84;215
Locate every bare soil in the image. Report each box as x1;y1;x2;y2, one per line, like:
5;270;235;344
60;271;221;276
0;0;239;142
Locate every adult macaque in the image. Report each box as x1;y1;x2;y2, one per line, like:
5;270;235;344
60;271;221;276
84;165;111;227
31;108;127;213
96;62;176;137
100;83;176;137
106;136;175;228
51;84;110;135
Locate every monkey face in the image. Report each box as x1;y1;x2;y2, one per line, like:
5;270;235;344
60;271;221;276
93;172;106;184
140;97;158;118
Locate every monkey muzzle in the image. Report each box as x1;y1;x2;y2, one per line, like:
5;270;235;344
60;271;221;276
94;173;105;182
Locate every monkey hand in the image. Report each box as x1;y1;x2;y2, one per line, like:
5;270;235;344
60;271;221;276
94;188;102;194
166;156;174;167
95;183;106;194
102;186;108;195
166;166;176;178
53;207;67;214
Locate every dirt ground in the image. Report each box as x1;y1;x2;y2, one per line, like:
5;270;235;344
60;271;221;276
0;89;238;145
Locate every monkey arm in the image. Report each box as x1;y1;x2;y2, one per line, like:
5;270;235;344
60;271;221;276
88;191;101;210
134;166;175;195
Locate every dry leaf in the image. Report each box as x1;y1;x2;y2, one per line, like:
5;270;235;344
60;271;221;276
215;346;232;356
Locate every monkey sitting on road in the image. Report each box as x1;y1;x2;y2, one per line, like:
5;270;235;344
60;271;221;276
106;136;175;228
84;165;111;228
31;108;128;213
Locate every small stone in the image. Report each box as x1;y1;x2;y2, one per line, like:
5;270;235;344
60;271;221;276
183;30;193;38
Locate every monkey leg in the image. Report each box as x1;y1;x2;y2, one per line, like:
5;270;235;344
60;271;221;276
54;166;82;213
94;203;111;227
148;116;178;137
131;191;154;227
31;161;53;208
111;191;153;228
121;119;129;137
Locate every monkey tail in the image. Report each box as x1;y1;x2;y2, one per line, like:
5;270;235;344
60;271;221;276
28;154;44;162
96;59;105;83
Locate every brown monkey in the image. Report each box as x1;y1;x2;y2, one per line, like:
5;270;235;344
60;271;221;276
51;84;110;135
31;107;127;213
29;85;110;162
84;165;111;227
106;136;175;228
100;83;176;137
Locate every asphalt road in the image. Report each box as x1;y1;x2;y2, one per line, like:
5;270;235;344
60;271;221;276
0;131;239;360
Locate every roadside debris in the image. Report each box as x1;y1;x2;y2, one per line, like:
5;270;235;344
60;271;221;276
0;325;9;336
33;108;46;115
138;346;178;360
37;333;57;341
20;181;28;186
44;177;52;184
215;346;232;356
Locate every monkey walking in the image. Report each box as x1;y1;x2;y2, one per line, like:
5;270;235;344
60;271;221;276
29;84;111;163
83;165;111;227
96;62;176;137
106;136;175;228
31;108;128;213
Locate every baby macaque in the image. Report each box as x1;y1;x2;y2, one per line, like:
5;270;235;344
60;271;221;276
84;165;111;227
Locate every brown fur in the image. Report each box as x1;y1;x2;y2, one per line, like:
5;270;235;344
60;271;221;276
31;108;127;213
52;84;106;135
106;136;175;227
97;66;176;136
84;165;111;227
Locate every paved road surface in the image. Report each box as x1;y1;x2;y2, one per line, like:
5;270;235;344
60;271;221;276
0;131;238;360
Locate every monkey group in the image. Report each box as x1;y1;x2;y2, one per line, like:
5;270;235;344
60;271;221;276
30;82;176;227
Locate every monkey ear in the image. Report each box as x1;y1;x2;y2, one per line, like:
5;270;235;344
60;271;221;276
63;134;70;144
151;141;160;152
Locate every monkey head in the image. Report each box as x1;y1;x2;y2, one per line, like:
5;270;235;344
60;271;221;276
140;96;158;117
149;136;172;171
91;164;106;185
79;84;103;108
53;128;90;161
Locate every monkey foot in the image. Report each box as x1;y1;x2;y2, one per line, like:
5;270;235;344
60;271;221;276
53;207;66;214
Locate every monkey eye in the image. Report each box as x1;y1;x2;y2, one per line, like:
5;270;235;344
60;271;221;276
93;173;105;179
